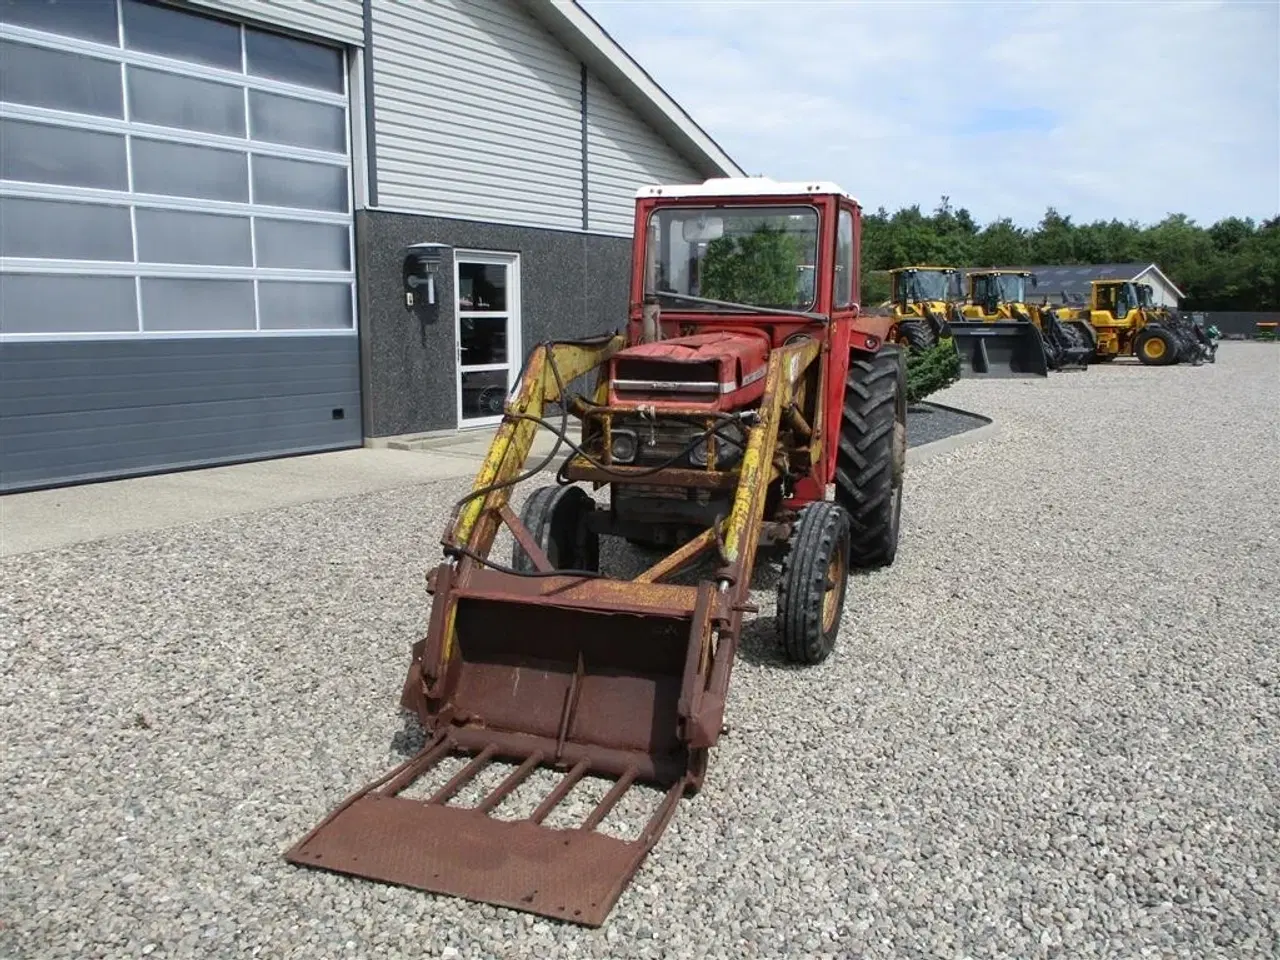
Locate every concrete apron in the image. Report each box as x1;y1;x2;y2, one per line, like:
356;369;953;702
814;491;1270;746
0;409;997;558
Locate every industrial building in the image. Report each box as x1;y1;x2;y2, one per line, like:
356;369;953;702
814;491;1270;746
0;0;742;492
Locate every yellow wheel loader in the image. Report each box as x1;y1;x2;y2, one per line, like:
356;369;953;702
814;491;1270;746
285;178;907;927
885;265;962;356
951;269;1094;377
1053;280;1201;366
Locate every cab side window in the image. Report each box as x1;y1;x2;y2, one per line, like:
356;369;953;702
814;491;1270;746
835;209;854;307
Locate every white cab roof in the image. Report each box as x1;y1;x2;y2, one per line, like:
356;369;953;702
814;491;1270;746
635;177;858;203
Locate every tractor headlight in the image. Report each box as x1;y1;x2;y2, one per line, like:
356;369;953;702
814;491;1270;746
609;429;638;464
689;430;744;469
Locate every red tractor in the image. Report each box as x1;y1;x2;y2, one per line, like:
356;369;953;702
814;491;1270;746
287;178;906;926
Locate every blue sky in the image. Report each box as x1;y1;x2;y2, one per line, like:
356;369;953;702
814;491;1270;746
579;0;1280;229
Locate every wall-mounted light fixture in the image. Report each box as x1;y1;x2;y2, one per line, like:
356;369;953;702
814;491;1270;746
402;242;452;325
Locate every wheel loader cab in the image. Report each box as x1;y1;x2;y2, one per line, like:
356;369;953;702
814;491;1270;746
966;270;1032;318
891;266;962;307
885;266;961;354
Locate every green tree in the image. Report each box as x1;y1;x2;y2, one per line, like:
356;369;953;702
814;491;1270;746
700;225;801;307
858;198;1276;310
974;218;1031;266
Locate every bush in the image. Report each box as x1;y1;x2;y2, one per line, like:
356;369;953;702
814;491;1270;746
905;338;961;404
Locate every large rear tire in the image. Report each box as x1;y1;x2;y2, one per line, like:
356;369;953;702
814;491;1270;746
511;485;600;573
776;501;852;665
835;345;906;569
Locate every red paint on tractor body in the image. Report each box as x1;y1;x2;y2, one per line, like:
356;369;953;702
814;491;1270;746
608;330;772;411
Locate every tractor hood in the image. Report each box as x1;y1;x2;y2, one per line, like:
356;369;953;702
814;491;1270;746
609;331;772;409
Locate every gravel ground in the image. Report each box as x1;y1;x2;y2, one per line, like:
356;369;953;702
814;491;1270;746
2;342;1277;960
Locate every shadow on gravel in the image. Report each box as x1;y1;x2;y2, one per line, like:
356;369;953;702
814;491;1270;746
736;614;804;670
390;709;428;758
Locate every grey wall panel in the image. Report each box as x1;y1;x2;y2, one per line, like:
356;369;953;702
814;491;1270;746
586;72;702;236
356;209;629;437
0;336;362;491
187;0;364;45
371;0;583;228
1192;311;1280;337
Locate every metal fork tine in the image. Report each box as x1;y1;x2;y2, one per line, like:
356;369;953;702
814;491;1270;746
475;752;544;815
378;736;454;797
639;780;687;844
582;767;636;831
529;759;589;824
426;744;497;806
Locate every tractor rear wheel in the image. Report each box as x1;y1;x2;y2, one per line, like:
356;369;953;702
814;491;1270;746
835;344;906;569
1135;327;1176;366
896;320;937;356
776;501;852;665
511;485;600;573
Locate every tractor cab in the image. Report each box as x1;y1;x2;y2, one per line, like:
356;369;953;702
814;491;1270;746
634;179;866;344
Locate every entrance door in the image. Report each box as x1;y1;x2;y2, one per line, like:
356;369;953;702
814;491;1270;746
455;252;521;428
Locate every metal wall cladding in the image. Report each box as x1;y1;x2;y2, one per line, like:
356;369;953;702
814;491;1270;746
371;0;583;228
187;0;364;45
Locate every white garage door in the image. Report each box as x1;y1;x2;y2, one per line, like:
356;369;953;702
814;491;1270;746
0;0;361;491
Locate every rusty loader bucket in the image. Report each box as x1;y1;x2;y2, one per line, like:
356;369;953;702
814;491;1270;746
950;319;1049;377
285;334;820;926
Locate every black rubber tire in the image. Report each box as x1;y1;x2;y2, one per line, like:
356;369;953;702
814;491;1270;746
835;345;906;569
776;501;852;665
1135;327;1177;366
896;320;937;356
511;485;599;572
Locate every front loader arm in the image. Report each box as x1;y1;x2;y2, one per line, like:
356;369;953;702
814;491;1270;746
449;335;625;555
718;336;822;587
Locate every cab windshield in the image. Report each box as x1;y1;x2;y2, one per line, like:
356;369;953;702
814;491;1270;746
973;273;1027;304
901;270;958;302
645;206;820;311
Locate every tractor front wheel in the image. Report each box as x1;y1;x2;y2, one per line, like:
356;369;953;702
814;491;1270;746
835;344;906;568
511;485;600;573
776;501;852;665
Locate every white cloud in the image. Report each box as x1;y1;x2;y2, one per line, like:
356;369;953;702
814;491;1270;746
581;0;1280;227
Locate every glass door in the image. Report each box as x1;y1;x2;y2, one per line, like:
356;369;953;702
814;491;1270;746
455;252;520;427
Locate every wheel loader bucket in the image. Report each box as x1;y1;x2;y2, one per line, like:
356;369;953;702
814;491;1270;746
950;320;1049;377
